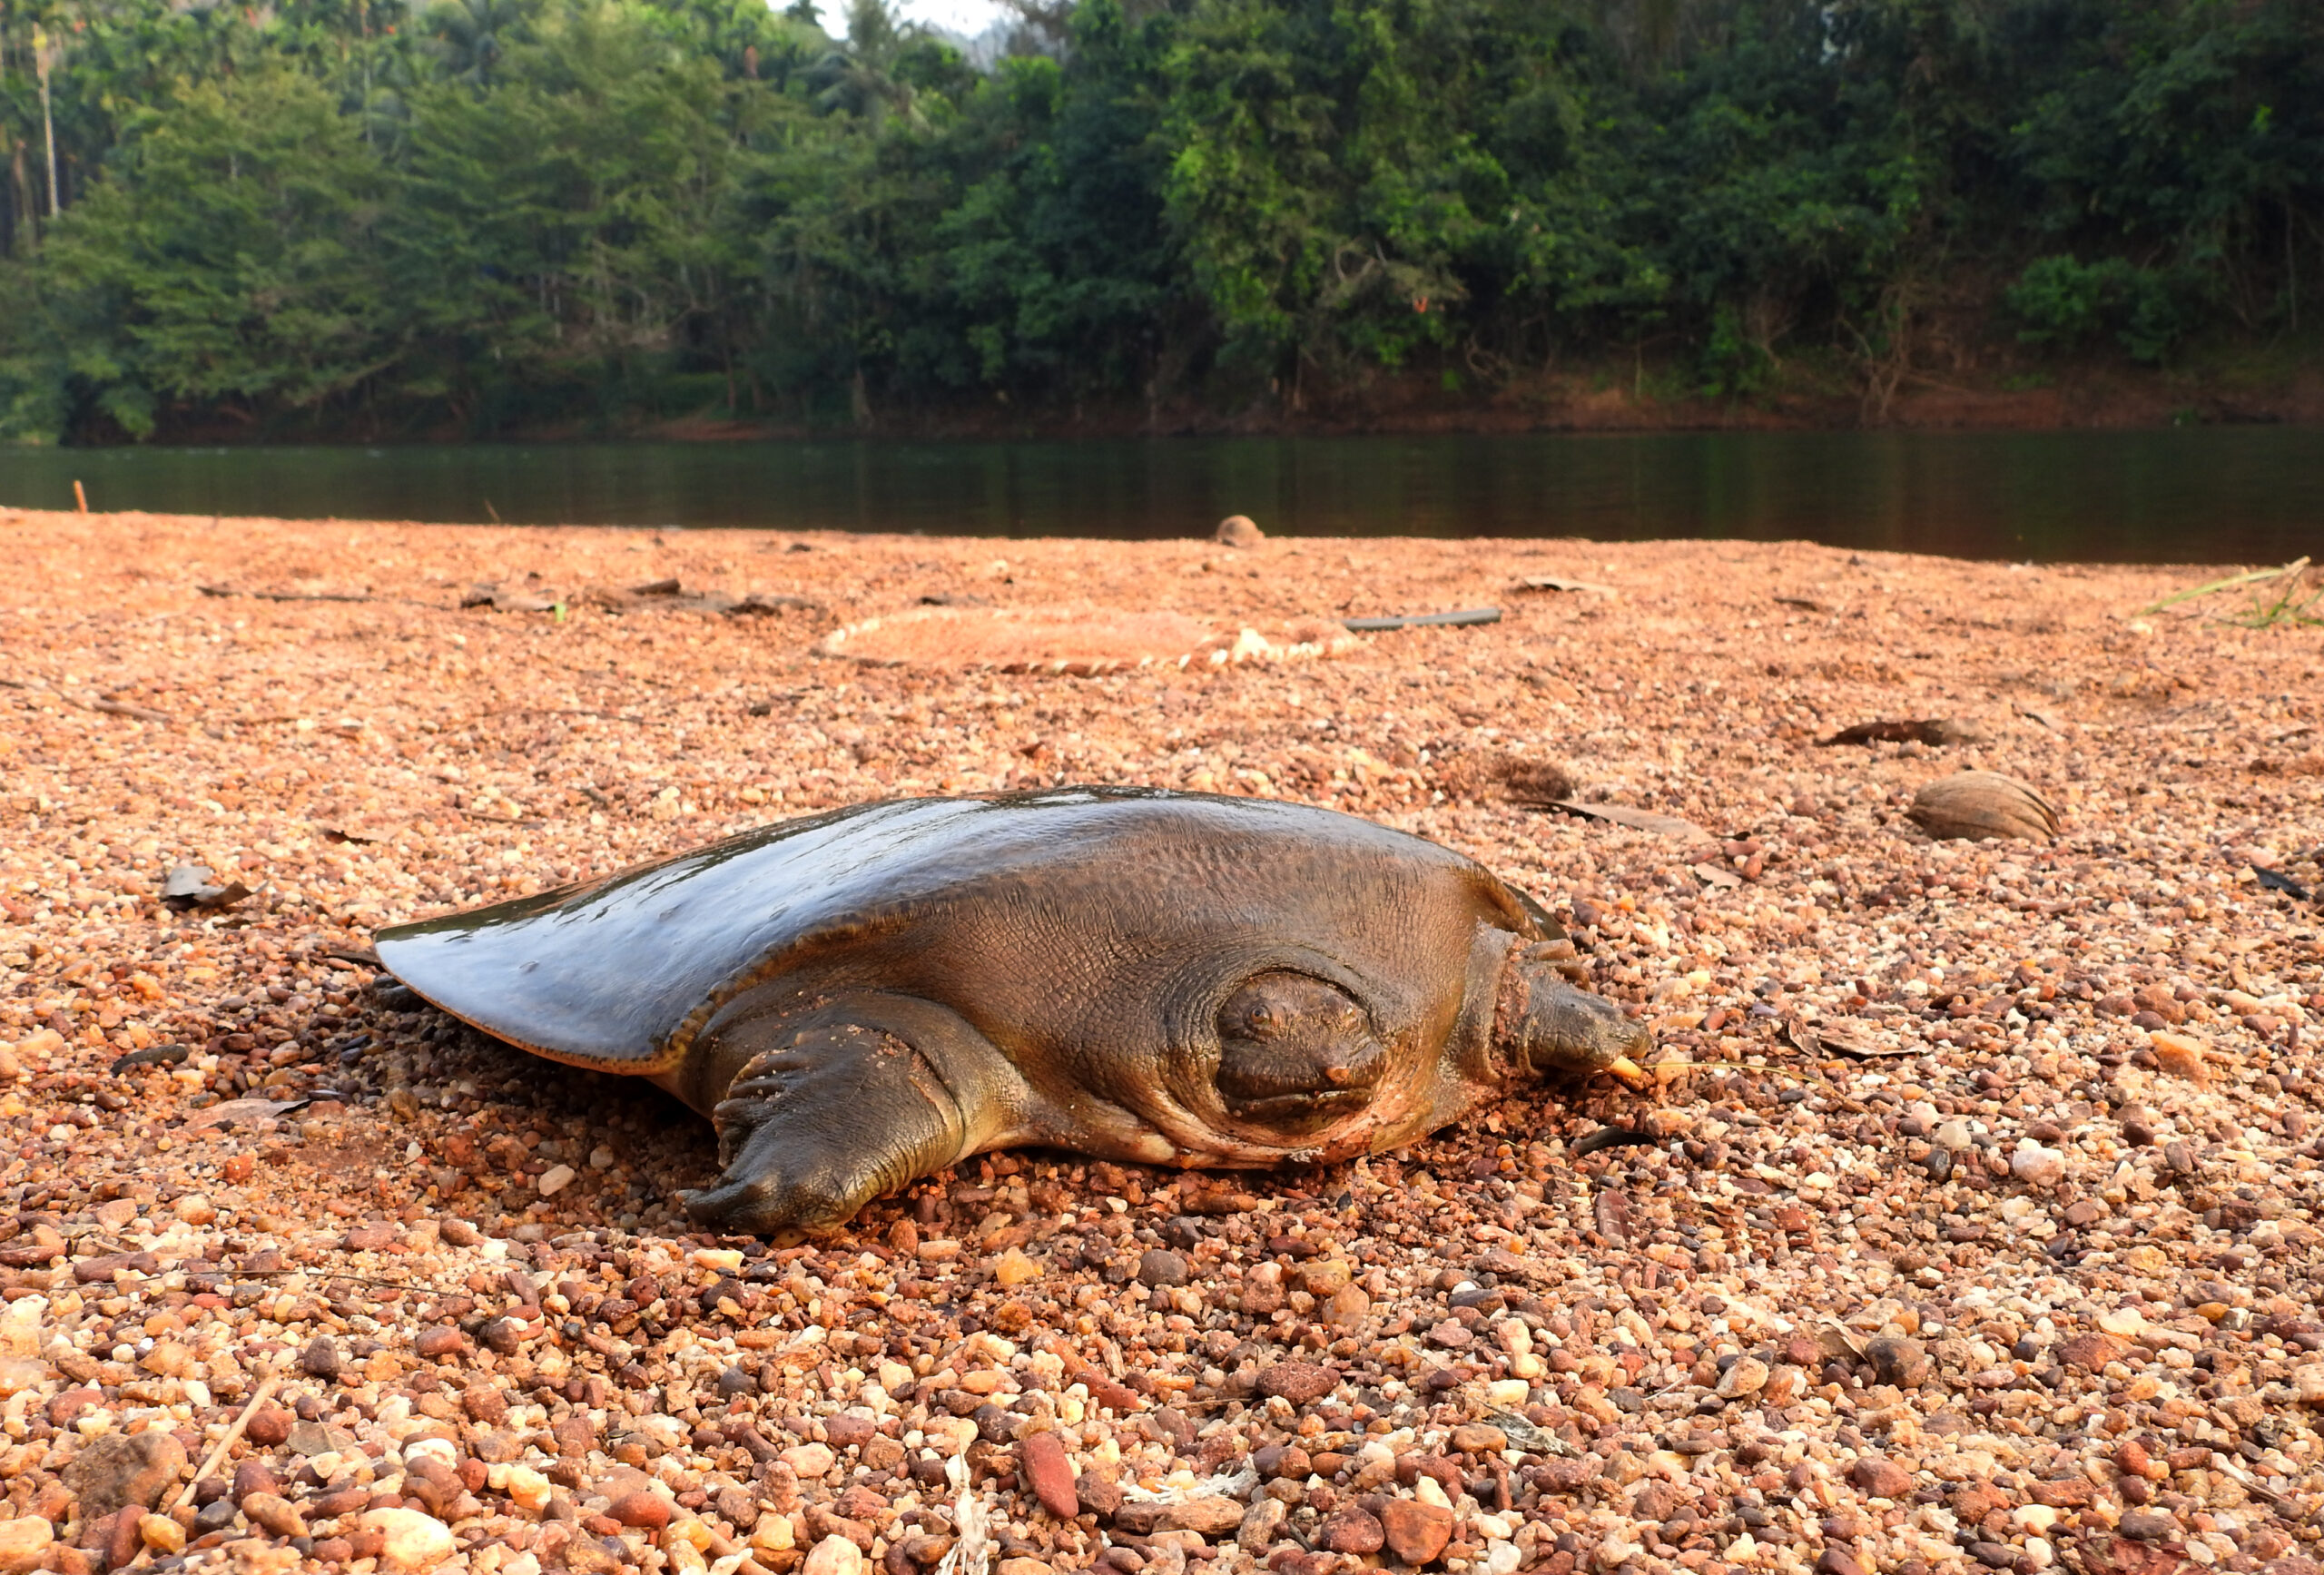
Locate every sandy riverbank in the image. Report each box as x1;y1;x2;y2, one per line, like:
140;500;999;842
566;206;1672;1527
0;507;2319;1575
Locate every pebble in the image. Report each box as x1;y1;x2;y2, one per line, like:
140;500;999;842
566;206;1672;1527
1018;1432;1078;1520
241;1492;307;1538
1848;1457;1915;1500
301;1333;342;1378
0;1518;53;1573
63;1431;186;1522
363;1506;458;1570
608;1490;673;1531
2010;1142;2066;1186
1136;1249;1188;1287
805;1533;866;1575
1316;1507;1384;1553
1377;1500;1454;1565
1321;1283;1370;1329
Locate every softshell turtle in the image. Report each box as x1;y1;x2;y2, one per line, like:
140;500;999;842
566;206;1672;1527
374;788;1649;1236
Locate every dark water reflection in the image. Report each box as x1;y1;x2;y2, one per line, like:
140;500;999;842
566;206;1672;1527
2;428;2319;563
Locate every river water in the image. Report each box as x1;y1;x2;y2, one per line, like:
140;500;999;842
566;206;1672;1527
2;428;2319;562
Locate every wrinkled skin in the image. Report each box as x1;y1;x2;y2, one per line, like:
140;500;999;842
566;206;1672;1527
374;788;1649;1238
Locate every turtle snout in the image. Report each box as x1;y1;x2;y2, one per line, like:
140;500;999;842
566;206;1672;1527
1216;971;1384;1129
1511;966;1650;1078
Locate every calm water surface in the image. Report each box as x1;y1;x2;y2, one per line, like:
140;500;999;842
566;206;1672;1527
2;428;2319;563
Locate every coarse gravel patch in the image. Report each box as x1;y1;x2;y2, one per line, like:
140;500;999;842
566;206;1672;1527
0;507;2320;1575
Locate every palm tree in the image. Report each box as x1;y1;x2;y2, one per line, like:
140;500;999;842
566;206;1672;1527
806;0;921;127
423;0;524;89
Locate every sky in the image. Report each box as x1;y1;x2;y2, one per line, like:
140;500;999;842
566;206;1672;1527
868;0;1015;36
914;0;1011;31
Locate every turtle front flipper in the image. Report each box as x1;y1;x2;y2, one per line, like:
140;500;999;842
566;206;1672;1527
679;993;1019;1239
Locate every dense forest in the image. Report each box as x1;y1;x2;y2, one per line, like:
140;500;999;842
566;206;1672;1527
0;0;2318;442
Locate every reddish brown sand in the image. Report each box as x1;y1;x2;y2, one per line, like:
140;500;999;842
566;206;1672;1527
0;507;2320;1575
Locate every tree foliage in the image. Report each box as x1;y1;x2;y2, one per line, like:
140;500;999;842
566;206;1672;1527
0;0;2316;441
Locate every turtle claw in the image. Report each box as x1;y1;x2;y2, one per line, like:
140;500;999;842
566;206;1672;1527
689;1002;985;1236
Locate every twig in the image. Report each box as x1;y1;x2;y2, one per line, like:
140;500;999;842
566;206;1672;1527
171;1359;282;1513
0;678;169;724
118;1356;287;1567
199;585;376;605
2136;557;2309;617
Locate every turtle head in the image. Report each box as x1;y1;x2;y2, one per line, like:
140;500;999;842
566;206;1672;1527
1502;942;1649;1080
1213;970;1385;1134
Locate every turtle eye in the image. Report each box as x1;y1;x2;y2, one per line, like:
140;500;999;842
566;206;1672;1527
1243;1004;1280;1037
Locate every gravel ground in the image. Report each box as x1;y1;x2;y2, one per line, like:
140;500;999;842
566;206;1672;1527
0;507;2320;1575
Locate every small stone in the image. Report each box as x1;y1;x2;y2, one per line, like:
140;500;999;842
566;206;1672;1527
63;1429;187;1521
2118;1510;2178;1541
463;1382;510;1425
1815;1550;1866;1575
1137;1250;1187;1287
1019;1432;1078;1520
608;1491;673;1531
805;1533;866;1575
1933;1121;1973;1150
1448;1424;1507;1455
2011;1144;2066;1186
2062;1198;2108;1227
140;1341;193;1378
0;1516;53;1575
363;1506;458;1570
1153;1499;1245;1537
1216;516;1264;547
244;1403;293;1447
1717;1356;1770;1398
241;1492;307;1539
2057;1333;2129;1373
783;1442;837;1478
223;1541;302;1574
1237;1499;1287;1552
506;1464;553;1514
2028;1480;2091;1510
1849;1456;1914;1499
537;1164;576;1196
1296;1260;1351;1296
997;1560;1053;1575
994;1248;1039;1288
414;1327;468;1359
438;1219;481;1247
1255;1361;1335;1403
172;1194;216;1226
1322;1284;1371;1330
2149;1031;2211;1082
231;1461;279;1504
1865;1336;1929;1388
1316;1508;1384;1554
1076;1472;1123;1518
1378;1499;1454;1565
301;1334;342;1380
137;1514;185;1555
